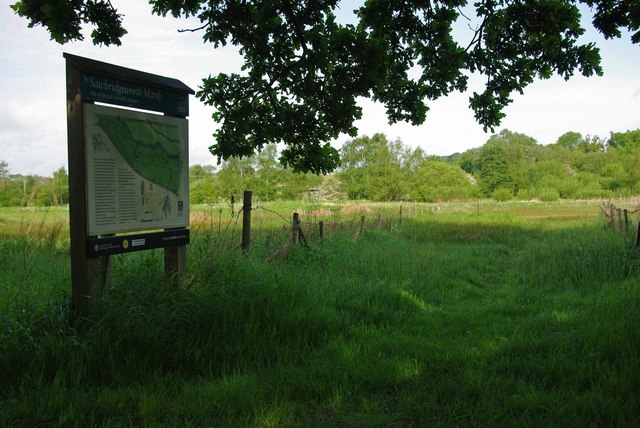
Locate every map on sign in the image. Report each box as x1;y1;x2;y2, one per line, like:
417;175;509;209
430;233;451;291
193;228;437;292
84;104;189;236
95;114;183;194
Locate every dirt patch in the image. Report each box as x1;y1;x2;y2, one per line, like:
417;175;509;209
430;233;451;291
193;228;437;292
339;204;372;214
190;212;213;223
309;209;334;217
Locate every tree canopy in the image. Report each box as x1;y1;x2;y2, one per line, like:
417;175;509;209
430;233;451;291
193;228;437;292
11;0;640;173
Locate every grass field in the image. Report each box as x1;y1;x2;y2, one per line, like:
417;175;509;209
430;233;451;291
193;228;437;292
1;200;639;426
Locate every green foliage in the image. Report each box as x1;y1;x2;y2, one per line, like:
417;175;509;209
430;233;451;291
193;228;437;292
479;144;512;196
409;160;476;202
0;160;9;189
339;134;409;201
189;166;220;204
538;188;561;202
4;123;640;208
457;147;482;174
476;130;539;196
0;164;70;208
608;129;640;149
0;178;23;207
51;167;69;205
553;131;606;152
207;144;324;202
10;0;126;45
579;134;607;153
457;128;640;200
12;1;639;172
314;175;346;201
556;131;583;150
491;187;513;202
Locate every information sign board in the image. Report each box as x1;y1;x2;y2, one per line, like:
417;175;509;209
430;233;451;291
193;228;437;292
84;104;189;235
81;73;189;116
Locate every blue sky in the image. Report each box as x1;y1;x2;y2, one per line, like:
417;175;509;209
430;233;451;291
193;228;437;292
1;1;639;176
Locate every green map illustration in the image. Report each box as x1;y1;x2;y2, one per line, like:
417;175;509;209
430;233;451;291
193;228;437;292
96;114;184;194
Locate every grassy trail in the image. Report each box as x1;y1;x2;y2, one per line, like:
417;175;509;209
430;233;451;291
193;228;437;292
1;203;639;426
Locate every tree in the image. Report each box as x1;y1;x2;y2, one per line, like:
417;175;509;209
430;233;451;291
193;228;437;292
409;160;476;202
52;167;69;205
478;143;512;196
189;165;220;204
477;130;538;194
578;134;606;153
12;0;640;173
217;156;256;200
0;160;9;190
457;147;482;175
314;175;346;201
339;134;407;201
253;145;282;200
555;131;584;151
553;131;606;153
608;129;640;149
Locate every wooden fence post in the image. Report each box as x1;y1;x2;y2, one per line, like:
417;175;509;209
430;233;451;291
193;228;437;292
352;216;366;242
399;204;403;225
637;221;640;247
617;208;623;231
319;221;324;243
292;212;300;245
624;209;629;232
241;190;252;255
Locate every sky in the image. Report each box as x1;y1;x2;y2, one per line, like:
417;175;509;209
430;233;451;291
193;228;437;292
1;1;639;177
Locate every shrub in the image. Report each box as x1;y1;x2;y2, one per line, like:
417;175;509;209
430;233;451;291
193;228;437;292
538;188;560;202
575;187;613;199
492;188;513;202
515;189;533;200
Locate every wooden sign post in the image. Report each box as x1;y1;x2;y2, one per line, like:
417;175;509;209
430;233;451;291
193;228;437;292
64;53;194;316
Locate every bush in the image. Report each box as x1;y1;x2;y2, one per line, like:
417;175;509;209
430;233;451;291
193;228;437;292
575;187;613;199
538;188;560;202
492;188;513;202
515;189;533;200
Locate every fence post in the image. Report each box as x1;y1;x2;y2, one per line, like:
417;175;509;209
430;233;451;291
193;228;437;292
292;212;300;245
624;209;629;232
637;221;640;247
241;190;252;255
617;208;623;231
319;221;324;243
399;204;403;225
359;215;365;238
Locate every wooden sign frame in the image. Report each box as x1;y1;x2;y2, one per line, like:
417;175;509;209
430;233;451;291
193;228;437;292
64;53;194;315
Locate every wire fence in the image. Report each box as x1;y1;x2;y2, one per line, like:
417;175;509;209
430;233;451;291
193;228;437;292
599;200;640;245
188;192;421;261
188;195;640;263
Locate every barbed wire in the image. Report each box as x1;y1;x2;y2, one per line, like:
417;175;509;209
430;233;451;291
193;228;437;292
251;205;291;225
190;203;405;260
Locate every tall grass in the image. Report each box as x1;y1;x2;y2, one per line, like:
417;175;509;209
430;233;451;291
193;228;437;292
1;202;639;426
